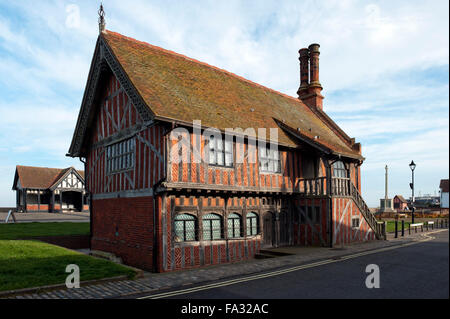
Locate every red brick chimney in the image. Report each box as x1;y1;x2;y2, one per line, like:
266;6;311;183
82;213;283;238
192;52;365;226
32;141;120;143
297;48;310;97
297;44;324;110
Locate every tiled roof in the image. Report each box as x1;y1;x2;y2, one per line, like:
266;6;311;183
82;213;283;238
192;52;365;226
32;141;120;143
440;179;449;193
394;195;407;203
101;31;362;159
14;166;84;190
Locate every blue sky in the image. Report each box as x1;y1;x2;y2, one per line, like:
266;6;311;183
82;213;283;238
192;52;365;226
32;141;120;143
0;0;448;207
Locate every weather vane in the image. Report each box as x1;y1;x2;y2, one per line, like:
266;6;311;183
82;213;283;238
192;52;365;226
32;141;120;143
98;3;106;33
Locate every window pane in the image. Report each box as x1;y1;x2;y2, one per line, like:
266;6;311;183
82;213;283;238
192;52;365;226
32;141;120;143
217;138;223;151
225;140;232;152
252;219;257;235
272;150;279;160
203;214;222;240
228;214;240;238
209;150;216;165
217;152;224;166
185;220;196;241
203;220;211;240
259;147;266;158
174;220;185;241
268;160;274;172
273;160;279;173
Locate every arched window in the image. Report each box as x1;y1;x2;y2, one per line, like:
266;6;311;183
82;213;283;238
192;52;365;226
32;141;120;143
227;213;242;238
174;214;197;242
333;161;348;178
202;213;223;240
246;212;259;236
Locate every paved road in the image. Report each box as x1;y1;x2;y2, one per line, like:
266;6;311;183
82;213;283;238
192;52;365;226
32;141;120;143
0;211;90;223
139;230;449;299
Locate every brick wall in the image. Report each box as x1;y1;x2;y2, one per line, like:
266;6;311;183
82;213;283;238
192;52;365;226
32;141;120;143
91;196;154;271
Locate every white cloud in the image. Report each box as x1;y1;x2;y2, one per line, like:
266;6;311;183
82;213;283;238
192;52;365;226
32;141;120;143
0;0;448;207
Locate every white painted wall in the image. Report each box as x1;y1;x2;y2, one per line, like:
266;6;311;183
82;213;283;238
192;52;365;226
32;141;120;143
441;192;449;208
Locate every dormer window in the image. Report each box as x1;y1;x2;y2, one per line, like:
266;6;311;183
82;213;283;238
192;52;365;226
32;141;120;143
208;135;233;167
259;145;281;173
333;161;348;178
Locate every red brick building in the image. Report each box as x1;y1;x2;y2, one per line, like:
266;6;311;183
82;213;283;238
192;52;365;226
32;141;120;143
12;166;89;213
67;28;382;272
393;195;408;212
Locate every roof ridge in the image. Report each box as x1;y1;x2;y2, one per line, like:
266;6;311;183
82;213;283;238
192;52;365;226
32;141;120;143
103;30;318;114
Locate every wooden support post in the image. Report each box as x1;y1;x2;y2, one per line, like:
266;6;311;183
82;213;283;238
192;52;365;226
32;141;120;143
24;189;27;213
38;190;41;212
60;192;63;213
52;191;55;213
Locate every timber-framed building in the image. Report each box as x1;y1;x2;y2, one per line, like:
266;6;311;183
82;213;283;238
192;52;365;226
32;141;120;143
12;165;88;213
68;25;383;272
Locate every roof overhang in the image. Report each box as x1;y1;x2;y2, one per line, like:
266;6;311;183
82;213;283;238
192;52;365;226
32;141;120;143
67;35;154;158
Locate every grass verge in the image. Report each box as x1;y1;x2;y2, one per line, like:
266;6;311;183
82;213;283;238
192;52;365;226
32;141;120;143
0;222;90;240
0;240;136;292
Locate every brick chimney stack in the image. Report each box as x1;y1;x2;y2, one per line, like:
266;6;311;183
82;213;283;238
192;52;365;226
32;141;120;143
297;48;310;97
297;44;324;110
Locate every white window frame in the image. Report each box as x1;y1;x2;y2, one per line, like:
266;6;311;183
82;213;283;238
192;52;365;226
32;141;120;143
106;138;135;175
259;145;281;173
209;135;233;167
333;161;348;178
352;217;360;229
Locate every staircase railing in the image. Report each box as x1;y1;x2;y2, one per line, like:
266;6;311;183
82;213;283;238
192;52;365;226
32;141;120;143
348;182;384;239
296;177;384;239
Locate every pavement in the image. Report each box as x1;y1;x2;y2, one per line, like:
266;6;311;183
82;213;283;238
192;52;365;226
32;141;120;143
0;211;90;223
3;228;448;299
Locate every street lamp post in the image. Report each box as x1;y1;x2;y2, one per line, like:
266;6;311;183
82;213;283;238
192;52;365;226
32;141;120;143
409;160;416;224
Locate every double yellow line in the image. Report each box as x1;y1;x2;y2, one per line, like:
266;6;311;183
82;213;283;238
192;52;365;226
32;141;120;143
138;230;444;299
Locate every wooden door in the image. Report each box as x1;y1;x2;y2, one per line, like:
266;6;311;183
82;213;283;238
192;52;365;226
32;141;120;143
263;212;274;247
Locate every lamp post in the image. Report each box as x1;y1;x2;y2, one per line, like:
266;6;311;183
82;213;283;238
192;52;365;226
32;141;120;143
409;160;416;224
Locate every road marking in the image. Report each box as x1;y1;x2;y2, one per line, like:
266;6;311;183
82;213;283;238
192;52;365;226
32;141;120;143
138;230;447;299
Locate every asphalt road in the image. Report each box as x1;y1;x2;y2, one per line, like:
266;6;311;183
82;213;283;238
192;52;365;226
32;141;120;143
140;230;449;299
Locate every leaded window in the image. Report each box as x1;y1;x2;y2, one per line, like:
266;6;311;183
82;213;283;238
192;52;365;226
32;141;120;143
246;212;258;236
259;145;281;173
333;161;348;178
209;135;233;167
106;138;135;174
227;213;242;238
202;213;223;240
174;214;197;242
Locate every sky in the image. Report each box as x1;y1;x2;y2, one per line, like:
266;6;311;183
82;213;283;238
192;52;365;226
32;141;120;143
0;0;448;207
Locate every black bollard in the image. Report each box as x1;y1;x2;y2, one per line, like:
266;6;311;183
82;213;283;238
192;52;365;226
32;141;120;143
401;220;405;237
395;220;398;238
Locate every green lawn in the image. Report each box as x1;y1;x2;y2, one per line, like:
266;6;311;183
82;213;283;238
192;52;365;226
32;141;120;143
0;240;136;292
385;219;445;233
386;221;411;233
0;222;90;240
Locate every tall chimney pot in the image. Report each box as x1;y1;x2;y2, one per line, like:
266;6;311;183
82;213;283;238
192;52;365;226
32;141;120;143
297;48;310;96
297;43;324;110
